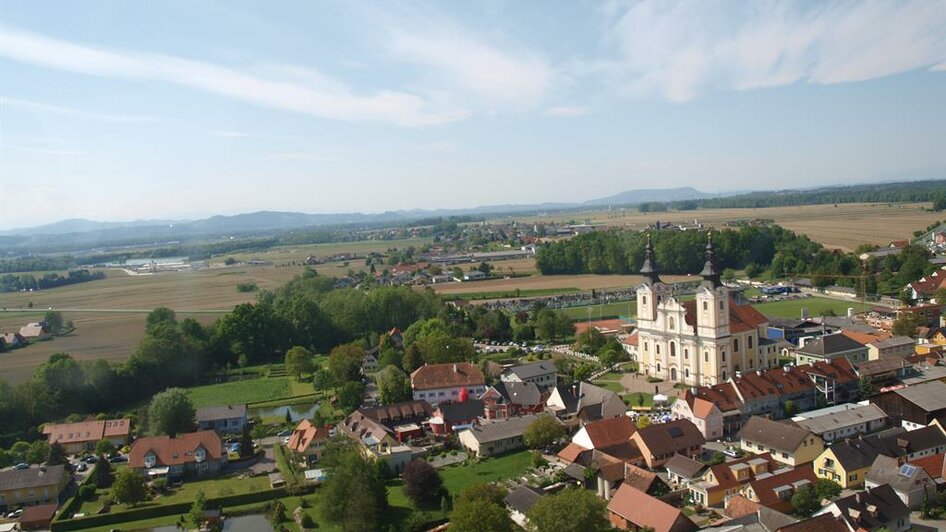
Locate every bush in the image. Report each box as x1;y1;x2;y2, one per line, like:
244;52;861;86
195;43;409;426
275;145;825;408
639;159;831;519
78;485;96;500
300;513;315;528
151;478;169;495
646;376;662;383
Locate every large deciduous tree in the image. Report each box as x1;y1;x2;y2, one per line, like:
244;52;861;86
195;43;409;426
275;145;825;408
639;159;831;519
377;367;412;405
147;387;196;437
402;459;445;506
526;488;610;532
112;468;148;506
523;416;565;449
321;446;388;532
285;346;314;380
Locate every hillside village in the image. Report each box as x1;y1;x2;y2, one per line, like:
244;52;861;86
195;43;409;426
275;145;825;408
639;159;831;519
3;231;946;532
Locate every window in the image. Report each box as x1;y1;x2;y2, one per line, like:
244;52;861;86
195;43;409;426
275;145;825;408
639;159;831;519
644;341;648;352
704;351;709;362
656;344;661;355
722;351;726;362
719;301;724;310
702;301;708;311
684;349;689;360
733;338;739;352
670;342;676;357
748;336;754;349
643;295;647;305
669;317;675;329
685;368;690;378
657;363;661;372
849;473;857;481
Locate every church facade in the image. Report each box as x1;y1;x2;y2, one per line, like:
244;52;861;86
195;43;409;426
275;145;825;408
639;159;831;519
634;235;773;386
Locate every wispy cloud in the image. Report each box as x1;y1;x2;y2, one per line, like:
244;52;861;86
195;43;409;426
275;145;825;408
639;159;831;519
600;0;946;102
0;95;158;123
543;105;589;117
209;130;253;138
374;7;555;109
0;27;468;127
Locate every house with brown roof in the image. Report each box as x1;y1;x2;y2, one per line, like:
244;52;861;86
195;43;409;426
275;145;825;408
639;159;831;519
672;382;744;437
0;466;69;512
410;362;485;405
798;358;860;405
128;430;226;479
739;416;823;467
571;415;637;450
340;401;427;473
480;381;547;420
688;453;779;508
18;322;50;340
546;381;625;424
607;483;698;532
664;454;707;488
814;483;911;531
286;419;332;465
739;464;817;513
43;418;132;454
629;419;705;469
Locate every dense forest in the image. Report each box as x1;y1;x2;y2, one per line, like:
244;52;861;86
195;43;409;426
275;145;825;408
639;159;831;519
536;226;935;295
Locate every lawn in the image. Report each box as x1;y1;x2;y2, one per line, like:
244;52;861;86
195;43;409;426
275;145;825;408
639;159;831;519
185;377;292;408
591;380;625;393
561;300;637;321
444;287;580;300
752;296;868;319
439;450;533;493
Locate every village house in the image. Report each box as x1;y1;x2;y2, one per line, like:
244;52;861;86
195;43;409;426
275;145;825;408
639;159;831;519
195;405;247;434
0;333;25;349
607;483;698;532
872;380;946;430
17;503;58;530
795;333;869;366
865;336;917;361
664;454;707;489
621;332;639;360
479;381;546;420
907;270;946;302
0;465;69;512
716;497;799;530
864;455;934;510
546;382;625;424
569;415;637;451
428;396;483;435
814;483;911;532
629;419;705;469
362;346;379;372
339;403;423;474
129;430;226;479
410;362;485;405
814;426;946;488
766;317;828;346
739;417;824;467
799;358;860;405
672;383;743;438
286;419;332;465
42;418;132;454
500;360;557;388
738;465;817;514
790;403;890;443
457;413;551;457
688;453;779;508
505;485;546;528
18;322;50;340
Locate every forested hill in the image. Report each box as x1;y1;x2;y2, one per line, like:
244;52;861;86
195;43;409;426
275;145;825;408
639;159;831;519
535;226;935;296
696;179;946;209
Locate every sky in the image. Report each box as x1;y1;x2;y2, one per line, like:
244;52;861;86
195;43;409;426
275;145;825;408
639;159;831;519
1;1;945;230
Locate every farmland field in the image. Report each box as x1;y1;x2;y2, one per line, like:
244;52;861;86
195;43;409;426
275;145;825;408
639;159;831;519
184;377;292;408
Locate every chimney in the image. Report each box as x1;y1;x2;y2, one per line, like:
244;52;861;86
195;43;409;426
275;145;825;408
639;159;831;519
453;364;458;373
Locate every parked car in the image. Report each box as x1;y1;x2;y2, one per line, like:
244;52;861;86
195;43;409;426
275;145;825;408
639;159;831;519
12;462;29;470
276;430;292;437
723;447;740;458
109;454;128;463
76;462;88;472
83;455;99;464
5;508;23;519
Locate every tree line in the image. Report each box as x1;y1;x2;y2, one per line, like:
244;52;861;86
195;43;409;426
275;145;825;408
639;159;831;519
1;269;106;292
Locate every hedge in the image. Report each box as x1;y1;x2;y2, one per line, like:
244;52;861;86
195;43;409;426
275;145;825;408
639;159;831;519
55;467;98;522
50;487;287;531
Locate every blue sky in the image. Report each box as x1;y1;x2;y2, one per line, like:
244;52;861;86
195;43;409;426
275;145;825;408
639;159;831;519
1;0;945;229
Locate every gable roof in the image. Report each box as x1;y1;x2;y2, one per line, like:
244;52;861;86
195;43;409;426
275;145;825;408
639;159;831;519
700;454;778;494
909;452;945;480
436;399;484;422
633;419;705;454
623;463;661;493
665;453;707;479
491;381;543;406
43;418;132;445
195;404;247;422
866;454;932;493
739;417;814;453
505;485;545;514
607;484;697;532
557;442;588;463
129;430;222;468
798;358;859;385
747;466;817;508
580;415;637;449
410;362;484;391
840;329;890;345
776;514;848;532
287;419;332;454
505;360;557;380
461;413;551;444
797;333;866;357
791;403;889;436
892;379;946;412
826;483;909;529
360;400;433;427
0;465;66;491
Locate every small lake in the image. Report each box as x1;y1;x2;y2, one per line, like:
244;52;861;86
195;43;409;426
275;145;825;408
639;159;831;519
248;402;319;420
152;514;273;532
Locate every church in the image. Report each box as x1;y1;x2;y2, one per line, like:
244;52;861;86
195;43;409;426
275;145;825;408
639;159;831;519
634;235;772;386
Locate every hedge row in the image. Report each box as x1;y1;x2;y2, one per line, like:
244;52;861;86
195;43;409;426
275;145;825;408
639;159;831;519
50;487;287;532
54;467;98;522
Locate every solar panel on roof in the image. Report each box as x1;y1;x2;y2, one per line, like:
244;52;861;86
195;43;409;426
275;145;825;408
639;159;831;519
668;426;684;438
898;464;917;477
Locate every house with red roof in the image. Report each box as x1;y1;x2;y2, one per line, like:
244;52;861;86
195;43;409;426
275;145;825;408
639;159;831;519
688;453;780;508
43;418;132;454
410;362;485;405
129;430;226;479
739;464;818;513
286;419;333;465
908;269;946;302
607;483;698;532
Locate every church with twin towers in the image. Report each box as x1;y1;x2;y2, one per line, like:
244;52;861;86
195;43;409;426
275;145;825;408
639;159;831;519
634;234;774;387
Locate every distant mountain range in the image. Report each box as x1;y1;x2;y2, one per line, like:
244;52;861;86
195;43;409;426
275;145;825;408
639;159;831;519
1;187;718;237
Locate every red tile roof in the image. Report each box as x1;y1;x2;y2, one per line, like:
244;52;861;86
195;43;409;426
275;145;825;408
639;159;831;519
581;416;637;449
43;418;131;445
410;362;484;391
557;442;588;463
574;319;632;335
129;430;222;468
798;358;859;385
607;484;696;532
622;332;639;347
909;452;945;480
909;271;946;297
748;466;817;508
703;453;778;494
681;298;767;334
287;419;332;454
723;494;762;519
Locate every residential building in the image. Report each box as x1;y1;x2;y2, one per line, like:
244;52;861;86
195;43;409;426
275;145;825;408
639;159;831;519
479;381;546;420
738;417;823;467
871;379;946;430
607;483;698;532
907;270;946;302
42;418;132;454
814;427;946;488
286;419;332;465
362;346;379;372
195;405;247;434
18;322;50;340
767;317;828;346
717;498;798;530
635;235;772;386
0;466;69;511
429;398;483;435
738;465;817;514
629;419;705;469
854;358;912;386
129;430;226;479
688;454;779;508
571;416;637;450
505;485;546;528
730;365;819;420
799;358;860;405
795;333;869;365
790;403;890;442
0;333;25;349
664;454;707;489
775;514;848;532
621;332;639;360
866;336;916;361
814;483;911;532
546;382;625;423
500;361;557;387
457;413;552;457
672;383;743;438
340;406;418;474
864;455;934;510
410;362;485;405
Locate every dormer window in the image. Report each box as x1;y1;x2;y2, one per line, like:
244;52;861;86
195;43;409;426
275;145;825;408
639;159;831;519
144;453;156;468
195;447;207;462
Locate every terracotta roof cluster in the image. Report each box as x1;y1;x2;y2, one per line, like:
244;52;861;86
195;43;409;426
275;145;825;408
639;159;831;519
286;419;332;454
410;362;484;391
841;329;891;345
697;454;778;497
582;416;637;449
796;358;859;385
776;514;848;532
731;366;815;401
909;270;946;297
360;400;433;427
129;430;223;468
43;418;132;445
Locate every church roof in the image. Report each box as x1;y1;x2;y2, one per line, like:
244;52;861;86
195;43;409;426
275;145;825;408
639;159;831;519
681;298;767;334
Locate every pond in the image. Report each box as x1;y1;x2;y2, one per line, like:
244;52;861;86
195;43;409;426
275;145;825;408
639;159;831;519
248;402;319;420
152;514;273;532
